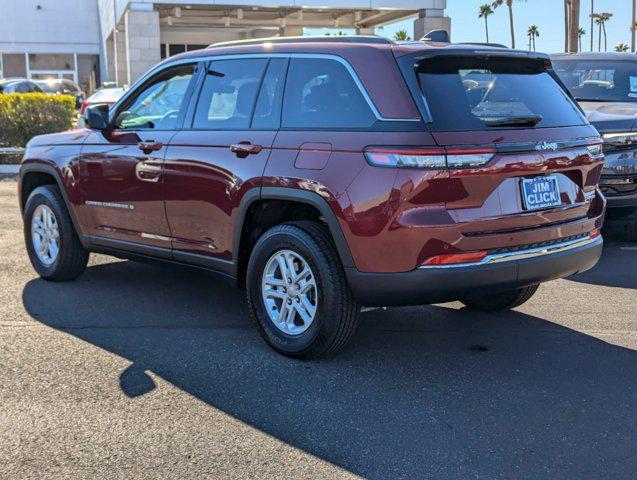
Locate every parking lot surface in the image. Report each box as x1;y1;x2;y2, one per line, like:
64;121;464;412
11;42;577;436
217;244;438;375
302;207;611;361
1;180;636;479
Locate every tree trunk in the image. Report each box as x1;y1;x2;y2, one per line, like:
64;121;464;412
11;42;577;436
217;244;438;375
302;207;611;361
569;0;580;52
485;18;489;43
590;0;594;51
603;23;607;51
564;1;570;52
598;22;602;51
508;3;515;48
630;0;637;53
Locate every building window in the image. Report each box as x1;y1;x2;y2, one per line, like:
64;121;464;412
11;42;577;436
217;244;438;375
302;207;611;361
2;53;27;78
161;44;209;60
1;52;99;94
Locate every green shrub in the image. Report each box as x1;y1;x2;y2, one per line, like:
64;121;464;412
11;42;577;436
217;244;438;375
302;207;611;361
0;152;23;165
0;93;76;148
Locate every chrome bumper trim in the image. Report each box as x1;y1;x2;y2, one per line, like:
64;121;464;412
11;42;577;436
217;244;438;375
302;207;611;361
419;234;601;269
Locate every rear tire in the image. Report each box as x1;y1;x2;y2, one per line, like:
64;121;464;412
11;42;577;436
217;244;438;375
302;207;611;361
460;284;539;312
24;185;88;281
246;221;360;359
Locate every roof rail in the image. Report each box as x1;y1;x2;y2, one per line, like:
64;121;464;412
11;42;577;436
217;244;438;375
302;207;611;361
209;35;394;48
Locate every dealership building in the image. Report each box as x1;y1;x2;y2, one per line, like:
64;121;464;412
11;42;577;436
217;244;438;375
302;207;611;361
0;0;449;93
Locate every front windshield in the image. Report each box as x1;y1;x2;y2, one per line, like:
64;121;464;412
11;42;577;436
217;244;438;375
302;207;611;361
553;59;637;102
36;82;61;93
36;80;78;94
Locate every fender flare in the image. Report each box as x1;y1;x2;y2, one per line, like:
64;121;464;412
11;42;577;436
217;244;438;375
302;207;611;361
19;163;87;246
233;187;355;269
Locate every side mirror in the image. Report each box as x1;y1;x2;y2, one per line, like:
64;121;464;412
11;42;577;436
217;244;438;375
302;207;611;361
84;104;110;131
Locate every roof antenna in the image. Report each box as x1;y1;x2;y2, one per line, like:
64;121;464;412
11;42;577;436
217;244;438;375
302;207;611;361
421;29;450;43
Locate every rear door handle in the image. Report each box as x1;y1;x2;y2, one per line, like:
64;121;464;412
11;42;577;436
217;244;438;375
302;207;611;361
138;141;163;154
230;142;263;158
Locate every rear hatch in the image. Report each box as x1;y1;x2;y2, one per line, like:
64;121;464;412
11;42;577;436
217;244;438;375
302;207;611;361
395;51;604;237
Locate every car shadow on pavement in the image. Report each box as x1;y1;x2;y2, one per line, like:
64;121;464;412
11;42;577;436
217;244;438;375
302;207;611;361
567;241;637;289
22;260;636;479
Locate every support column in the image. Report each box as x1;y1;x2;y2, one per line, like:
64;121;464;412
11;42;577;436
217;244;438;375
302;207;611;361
114;27;128;87
278;26;303;37
124;4;161;85
105;34;116;83
413;4;451;41
356;27;375;35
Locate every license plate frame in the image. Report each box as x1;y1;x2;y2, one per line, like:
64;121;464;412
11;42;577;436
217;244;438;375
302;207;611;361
521;175;562;211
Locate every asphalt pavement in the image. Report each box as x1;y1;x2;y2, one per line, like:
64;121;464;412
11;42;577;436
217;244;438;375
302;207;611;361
1;180;635;479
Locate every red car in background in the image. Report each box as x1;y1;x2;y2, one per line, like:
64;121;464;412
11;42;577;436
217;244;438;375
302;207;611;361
79;86;127;115
19;37;605;358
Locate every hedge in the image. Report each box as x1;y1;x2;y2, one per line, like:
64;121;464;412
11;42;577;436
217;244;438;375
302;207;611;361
0;93;76;149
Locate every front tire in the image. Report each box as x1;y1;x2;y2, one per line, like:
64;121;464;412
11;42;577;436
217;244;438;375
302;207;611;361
460;284;539;312
24;185;88;281
246;221;360;358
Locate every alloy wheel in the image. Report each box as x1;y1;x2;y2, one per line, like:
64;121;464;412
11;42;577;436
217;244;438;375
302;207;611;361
262;249;318;335
31;204;60;266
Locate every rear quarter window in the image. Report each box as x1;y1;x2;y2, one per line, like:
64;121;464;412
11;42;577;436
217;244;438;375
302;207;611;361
282;58;376;129
417;56;587;131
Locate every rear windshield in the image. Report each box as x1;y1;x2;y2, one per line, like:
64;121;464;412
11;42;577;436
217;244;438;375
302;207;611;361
552;59;637;103
417;57;586;131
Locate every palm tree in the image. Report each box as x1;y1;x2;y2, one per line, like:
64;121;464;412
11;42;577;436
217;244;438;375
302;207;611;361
578;27;586;51
527;25;540;51
393;29;411;41
615;43;630;52
596;13;611;51
492;0;520;49
595;17;603;51
478;4;494;43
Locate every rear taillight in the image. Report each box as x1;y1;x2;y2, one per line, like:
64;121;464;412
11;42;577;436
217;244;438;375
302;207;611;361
364;147;446;169
364;146;495;170
80;100;89;115
586;140;604;158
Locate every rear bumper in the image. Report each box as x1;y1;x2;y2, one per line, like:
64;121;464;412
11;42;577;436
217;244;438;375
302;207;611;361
346;235;603;306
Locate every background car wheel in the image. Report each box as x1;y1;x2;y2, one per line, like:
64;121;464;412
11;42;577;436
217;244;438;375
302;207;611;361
246;221;360;358
24;185;88;281
460;284;539;312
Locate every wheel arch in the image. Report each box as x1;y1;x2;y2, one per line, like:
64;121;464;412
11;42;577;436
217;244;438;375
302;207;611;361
234;187;355;287
20;163;86;244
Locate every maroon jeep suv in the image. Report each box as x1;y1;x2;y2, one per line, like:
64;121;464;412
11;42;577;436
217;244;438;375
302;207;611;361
19;37;605;358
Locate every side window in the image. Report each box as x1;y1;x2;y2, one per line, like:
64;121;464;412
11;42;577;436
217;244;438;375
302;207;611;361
29;82;43;93
114;64;195;130
282;58;376;129
252;58;288;129
192;59;267;130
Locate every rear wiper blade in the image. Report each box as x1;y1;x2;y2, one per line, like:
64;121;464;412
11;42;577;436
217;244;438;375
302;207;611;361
485;115;543;127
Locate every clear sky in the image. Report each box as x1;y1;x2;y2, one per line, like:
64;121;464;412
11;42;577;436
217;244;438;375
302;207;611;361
311;0;636;54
